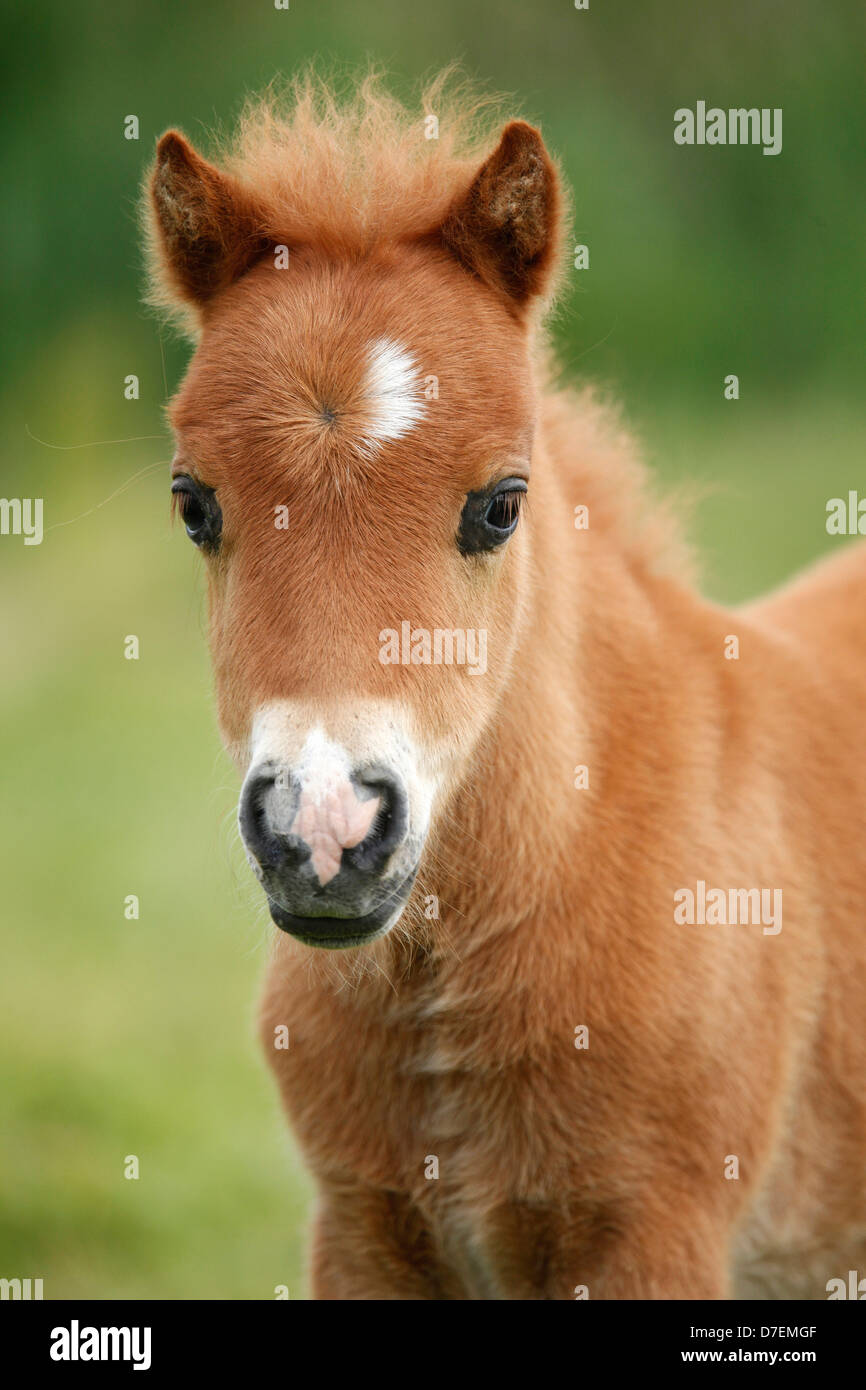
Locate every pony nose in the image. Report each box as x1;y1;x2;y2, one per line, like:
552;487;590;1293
239;762;409;887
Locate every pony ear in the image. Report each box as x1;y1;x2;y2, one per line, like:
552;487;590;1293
148;131;267;308
441;120;561;311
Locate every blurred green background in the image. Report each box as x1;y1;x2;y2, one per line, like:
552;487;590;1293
1;0;863;1298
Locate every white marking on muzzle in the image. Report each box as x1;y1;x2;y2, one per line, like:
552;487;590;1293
244;703;437;913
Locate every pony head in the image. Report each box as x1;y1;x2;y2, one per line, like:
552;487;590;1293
147;77;563;948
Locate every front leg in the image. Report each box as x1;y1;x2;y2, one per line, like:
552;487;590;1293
546;1199;733;1300
310;1182;460;1300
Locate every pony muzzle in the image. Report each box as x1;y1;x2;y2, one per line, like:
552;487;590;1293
238;748;418;948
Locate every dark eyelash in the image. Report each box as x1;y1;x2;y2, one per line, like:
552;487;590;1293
170;476;221;550
486;490;524;530
171;488;191;520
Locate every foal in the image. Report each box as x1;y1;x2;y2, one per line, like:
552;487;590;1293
147;79;866;1299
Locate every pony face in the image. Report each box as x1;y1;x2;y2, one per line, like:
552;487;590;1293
150;99;562;947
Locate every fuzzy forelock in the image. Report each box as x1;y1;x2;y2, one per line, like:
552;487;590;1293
144;68;567;329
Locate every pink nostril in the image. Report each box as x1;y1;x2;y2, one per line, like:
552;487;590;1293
290;783;381;886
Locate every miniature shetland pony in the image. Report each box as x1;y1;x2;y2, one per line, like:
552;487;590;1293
147;76;866;1299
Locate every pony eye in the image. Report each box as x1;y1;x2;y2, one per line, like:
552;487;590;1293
458;478;527;555
171;476;222;551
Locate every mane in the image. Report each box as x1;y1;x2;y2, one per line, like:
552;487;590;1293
540;379;697;582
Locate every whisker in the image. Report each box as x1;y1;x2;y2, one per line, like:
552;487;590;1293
25;424;168;450
45;459;171;532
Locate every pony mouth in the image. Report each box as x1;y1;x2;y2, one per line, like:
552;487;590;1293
266;869;417;949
